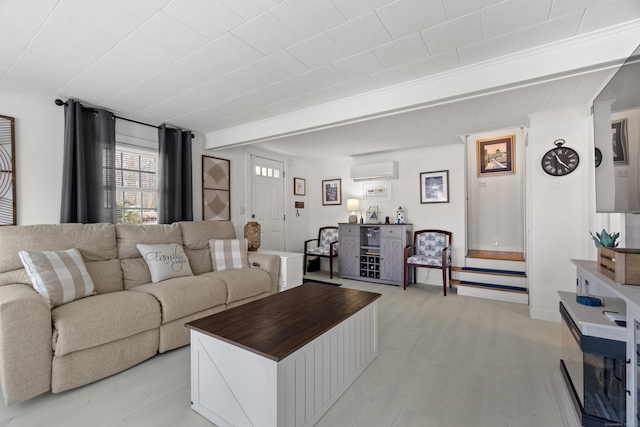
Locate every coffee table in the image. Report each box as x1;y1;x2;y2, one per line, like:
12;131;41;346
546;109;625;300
186;282;382;427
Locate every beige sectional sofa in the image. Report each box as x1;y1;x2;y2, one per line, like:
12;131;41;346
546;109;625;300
0;220;279;405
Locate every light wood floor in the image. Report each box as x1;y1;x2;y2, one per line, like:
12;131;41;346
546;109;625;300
0;274;573;427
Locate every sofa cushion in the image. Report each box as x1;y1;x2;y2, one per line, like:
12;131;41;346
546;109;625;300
120;258;152;290
0;223;120;296
0;223;117;273
51;291;161;357
116;223;183;260
84;259;123;294
136;243;193;283
179;221;237;275
202;268;271;304
19;249;96;308
210;239;250;271
129;275;227;324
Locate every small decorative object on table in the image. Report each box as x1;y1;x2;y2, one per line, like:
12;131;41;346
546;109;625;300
590;229;620;248
366;206;380;224
598;247;640;285
396;206;404;224
347;198;360;223
244;221;261;251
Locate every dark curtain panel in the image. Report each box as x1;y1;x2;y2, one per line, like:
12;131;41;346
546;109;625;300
60;100;116;223
158;124;193;224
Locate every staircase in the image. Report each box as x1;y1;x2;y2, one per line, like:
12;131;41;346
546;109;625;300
451;250;528;304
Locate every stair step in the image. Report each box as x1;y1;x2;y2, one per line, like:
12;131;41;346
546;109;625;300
464;257;525;272
453;266;526;278
453;280;529;305
467;250;524;262
451;279;528;294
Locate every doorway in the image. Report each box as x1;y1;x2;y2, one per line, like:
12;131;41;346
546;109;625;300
250;155;285;251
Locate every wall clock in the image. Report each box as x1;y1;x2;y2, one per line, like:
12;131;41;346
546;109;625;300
541;139;579;176
595;147;602;168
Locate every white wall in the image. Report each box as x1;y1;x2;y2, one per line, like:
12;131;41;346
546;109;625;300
210;145;311;250
307;144;466;283
466;128;526;252
0;84;606;319
528;107;593;321
0;86;63;225
0;85;207;225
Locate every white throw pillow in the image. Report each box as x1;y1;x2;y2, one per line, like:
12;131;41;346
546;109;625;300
136;243;194;283
209;238;250;271
19;248;96;308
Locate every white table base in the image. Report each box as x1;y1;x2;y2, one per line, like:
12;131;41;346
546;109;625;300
190;301;378;427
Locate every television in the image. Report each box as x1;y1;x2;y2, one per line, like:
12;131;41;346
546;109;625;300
594;44;640;213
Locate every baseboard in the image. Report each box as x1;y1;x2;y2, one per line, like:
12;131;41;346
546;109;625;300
529;307;561;322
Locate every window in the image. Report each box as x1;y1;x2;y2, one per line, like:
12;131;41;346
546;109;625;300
115;150;157;224
254;165;281;178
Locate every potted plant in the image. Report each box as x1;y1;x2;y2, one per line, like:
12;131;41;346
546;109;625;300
590;229;620;248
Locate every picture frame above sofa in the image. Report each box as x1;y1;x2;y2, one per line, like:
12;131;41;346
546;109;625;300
202;155;230;221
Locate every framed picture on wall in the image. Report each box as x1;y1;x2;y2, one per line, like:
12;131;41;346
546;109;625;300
293;177;306;196
420;170;449;204
612;118;628;164
477;135;515;176
322;178;342;206
202;155;230;221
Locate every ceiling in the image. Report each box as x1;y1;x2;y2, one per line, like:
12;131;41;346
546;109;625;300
1;0;640;161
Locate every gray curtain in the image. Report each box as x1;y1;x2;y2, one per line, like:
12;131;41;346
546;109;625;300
158;124;193;224
60;100;116;224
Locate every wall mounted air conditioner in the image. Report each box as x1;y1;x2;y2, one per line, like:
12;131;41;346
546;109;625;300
350;161;398;182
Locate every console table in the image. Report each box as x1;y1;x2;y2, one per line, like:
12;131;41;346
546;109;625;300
338;223;412;286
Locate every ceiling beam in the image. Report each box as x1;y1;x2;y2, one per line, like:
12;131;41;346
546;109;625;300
204;21;640;150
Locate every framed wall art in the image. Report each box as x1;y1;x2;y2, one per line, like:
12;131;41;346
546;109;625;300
612;118;628;164
420;170;449;204
202;155;230;221
477;135;515;176
322;178;342;206
293;177;306;196
0;115;15;225
363;182;391;202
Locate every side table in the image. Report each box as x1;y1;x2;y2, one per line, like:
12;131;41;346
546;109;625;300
258;249;303;292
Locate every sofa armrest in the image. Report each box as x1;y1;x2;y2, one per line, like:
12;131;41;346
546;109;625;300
0;284;52;405
247;253;280;295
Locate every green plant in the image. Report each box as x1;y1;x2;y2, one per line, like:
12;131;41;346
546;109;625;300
590;229;620;248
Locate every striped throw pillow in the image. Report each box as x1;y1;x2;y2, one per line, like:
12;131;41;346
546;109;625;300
209;239;250;271
19;248;96;308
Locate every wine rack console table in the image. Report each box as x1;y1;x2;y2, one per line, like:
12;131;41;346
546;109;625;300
338;223;412;286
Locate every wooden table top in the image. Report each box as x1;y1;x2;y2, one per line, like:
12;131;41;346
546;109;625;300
186;282;382;361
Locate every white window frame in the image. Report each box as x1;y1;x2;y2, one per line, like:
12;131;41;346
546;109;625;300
115;145;158;225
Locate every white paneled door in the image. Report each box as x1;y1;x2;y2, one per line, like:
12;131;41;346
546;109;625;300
251;156;285;251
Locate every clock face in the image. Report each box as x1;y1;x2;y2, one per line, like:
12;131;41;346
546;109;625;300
541;146;579;176
595;147;602;167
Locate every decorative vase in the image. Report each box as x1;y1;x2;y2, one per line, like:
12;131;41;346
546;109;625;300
244;221;261;251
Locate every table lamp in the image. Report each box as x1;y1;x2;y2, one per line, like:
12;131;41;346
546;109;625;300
347;199;360;223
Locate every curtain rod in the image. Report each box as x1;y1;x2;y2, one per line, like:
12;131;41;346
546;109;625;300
54;99;194;139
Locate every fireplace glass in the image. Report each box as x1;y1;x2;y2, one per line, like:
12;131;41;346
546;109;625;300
560;303;626;427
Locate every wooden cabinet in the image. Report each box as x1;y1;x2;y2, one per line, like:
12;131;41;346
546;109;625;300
339;223;412;286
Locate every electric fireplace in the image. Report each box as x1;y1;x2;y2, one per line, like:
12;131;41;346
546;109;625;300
560;301;626;427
